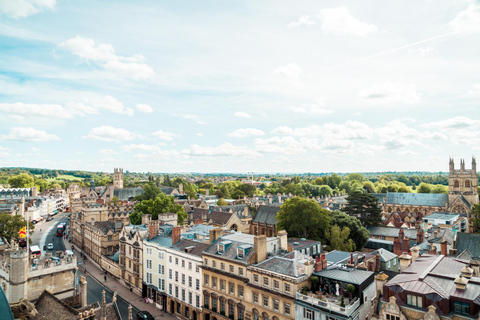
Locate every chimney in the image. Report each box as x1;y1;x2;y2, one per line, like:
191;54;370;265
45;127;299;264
321;253;327;269
398;228;404;241
461;266;474;279
441;239;448;256
314;256;323;272
277;230;288;251
172;227;181;245
375;252;381;273
243;206;249;217
79;276;88;308
206;189;209;196
148;220;158;240
179;183;184;194
434;230;438;238
411;246;420;262
254;235;267;263
142;214;152;225
209;228;224;244
194;219;203;225
398;252;412;272
454;274;468;290
416;229;424;244
31;186;38;197
368;260;375;272
393;238;402;256
429;245;437;255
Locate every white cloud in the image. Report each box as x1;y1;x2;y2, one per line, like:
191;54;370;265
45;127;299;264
136;104;154;113
182;143;255;157
0;103;74;119
98;149;119;155
58;36;154;80
153;130;178;141
83;126;136;142
422;116;480;129
67;95;133;116
359;82;421;105
31;147;41;152
273;63;302;83
135;150;180;159
320;139;355;152
1;127;60;142
450;3;480;33
288;15;316;27
196;133;204;137
290;100;334;115
234;111;251;118
0;146;10;157
228;128;265;138
175;114;207;125
375;120;424;150
320;6;377;36
466;83;480;96
122;144;162;152
254;136;320;155
272;121;373;140
0;0;55;18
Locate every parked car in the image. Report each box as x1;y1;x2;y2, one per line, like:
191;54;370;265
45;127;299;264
46;217;53;222
47;243;54;250
137;311;154;320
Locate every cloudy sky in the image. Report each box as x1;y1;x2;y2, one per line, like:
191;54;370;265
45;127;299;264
0;0;479;173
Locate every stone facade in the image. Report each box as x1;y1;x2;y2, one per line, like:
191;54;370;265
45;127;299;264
119;225;148;294
113;168;124;189
447;158;479;215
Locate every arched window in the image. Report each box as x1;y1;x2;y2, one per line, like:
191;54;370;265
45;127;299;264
465;180;471;188
454;180;460;188
262;312;270;320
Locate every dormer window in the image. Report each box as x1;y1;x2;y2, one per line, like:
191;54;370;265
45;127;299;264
237;248;244;258
218;244;225;254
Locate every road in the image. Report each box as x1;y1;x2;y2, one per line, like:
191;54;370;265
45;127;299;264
32;213;141;319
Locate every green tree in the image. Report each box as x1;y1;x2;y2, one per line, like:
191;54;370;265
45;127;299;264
8;173;34;188
417;182;431;193
277;197;331;240
134;183;161;201
342;191;382;226
0;213;34;243
346;173;364;182
319;185;333;197
330;211;370;250
237;184;257;197
217;198;228;206
130;193;187;225
326;225;355;251
112;196;119;206
471;204;480;233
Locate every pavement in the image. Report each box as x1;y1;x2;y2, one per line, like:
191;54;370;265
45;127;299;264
65;235;176;320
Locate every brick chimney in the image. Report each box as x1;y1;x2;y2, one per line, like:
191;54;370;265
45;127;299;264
416;229;424;244
194;219;203;225
398;228;405;240
393;238;402;256
368;260;375;272
375;252;381;273
321;253;327;269
172;227;181;245
314;256;322;272
209;228;224;244
441;239;448;256
254;235;267;263
434;230;438;238
148;220;158;240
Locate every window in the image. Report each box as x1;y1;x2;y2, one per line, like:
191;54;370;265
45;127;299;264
212;260;217;268
204;274;209;286
196;265;200;273
263;277;269;287
254;274;259;283
273;300;279;311
196;295;200;308
284;303;291;316
303;308;314;320
175;257;179;265
212;277;217;288
387;261;391;268
158;265;164;275
253;292;258;304
221;279;225;291
182;260;185;268
189;262;192;270
393;259;397;266
239;268;244;276
237;248;244;258
146;259;152;269
182;274;185;285
159;279;165;291
146;248;151;254
169;269;172;280
386;314;400;320
189;276;192;287
189;291;192;304
169;284;172;295
229;282;235;294
313;246;317;254
230;265;234;273
196;279;200;290
177;302;181;314
221;262;225;270
175;271;178;282
146;272;152;284
221;299;226;313
454;301;470;315
284;283;291;293
204;258;208;266
169;256;172;263
175;286;178;298
407;294;422;308
182;289;185;301
263;296;268;308
273;280;279;290
158;252;164;259
185;307;189;318
238;285;244;298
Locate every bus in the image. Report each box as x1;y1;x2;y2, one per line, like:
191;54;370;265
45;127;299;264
30;245;41;257
65;206;70;213
56;223;66;236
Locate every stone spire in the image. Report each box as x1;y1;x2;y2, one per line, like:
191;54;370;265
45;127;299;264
128;304;133;320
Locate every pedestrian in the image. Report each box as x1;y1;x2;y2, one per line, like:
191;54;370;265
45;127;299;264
104;275;107;282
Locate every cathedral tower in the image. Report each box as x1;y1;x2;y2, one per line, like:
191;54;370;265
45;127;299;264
448;157;479;215
113;168;124;189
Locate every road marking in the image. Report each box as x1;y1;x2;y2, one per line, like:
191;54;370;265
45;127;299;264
39;224;55;257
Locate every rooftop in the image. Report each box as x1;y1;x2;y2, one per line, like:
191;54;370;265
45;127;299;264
252;251;311;278
422;212;460;221
385;192;448;207
314;266;374;285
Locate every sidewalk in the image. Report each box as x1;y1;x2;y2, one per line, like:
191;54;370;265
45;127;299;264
66;238;175;320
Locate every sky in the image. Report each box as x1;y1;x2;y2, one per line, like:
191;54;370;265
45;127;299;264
0;0;479;174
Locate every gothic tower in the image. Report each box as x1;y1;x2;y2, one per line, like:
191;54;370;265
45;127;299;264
8;244;28;303
113;168;124;189
448;157;479;215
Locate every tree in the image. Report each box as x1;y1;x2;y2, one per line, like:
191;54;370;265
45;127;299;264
0;213;34;243
319;185;333;197
342;191;382;226
217;198;228;206
134;183;161;201
417;183;431;193
237;184;257;197
330;211;370;250
112;196;119;206
310;276;320;292
471;204;480;233
346;173;364;182
130;193;187;225
326;225;355;251
277;197;331;240
8;173;34;188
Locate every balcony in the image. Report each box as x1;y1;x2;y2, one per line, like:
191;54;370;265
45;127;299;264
296;292;360;315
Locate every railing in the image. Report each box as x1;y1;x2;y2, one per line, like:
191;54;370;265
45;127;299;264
296;292;360;315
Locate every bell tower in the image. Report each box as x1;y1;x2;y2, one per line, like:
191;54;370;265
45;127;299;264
448;157;479;216
113;168;124;189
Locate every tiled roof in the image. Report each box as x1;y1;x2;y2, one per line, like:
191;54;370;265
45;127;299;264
288;238;321;250
367;226;418;239
371;248;397;262
172;239;210;257
325;250;357;265
385;192;448;207
456;232;480;260
205;236;255;263
214;204;251;217
160;187;177;195
315;266;374;285
252;205;280;225
114;187;144;200
423;212;459;221
252;251;310;278
191;208;234;225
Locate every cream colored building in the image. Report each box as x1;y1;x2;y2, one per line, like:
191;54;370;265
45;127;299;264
119;224;148;294
82;220;122;265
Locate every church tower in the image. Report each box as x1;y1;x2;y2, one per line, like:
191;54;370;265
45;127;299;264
113;168;124;189
8;243;29;303
448;157;479;215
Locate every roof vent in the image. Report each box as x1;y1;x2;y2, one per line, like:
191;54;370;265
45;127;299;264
454;274;468;290
184;246;195;253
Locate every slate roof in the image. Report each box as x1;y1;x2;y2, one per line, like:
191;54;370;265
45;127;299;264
385;192;448;207
191;208;234;225
172;239;210;257
33;291;78;319
372;193;387;203
427;228;455;245
252;251;310;278
0;286;14;320
160;187;177;195
325;250;357;265
288;238;321;250
314;266;374;285
371;248;398;262
423;212;459;221
457;248;472;260
367;226;418;239
205;235;255;263
214;204;251;217
456;232;480;261
94;221;117;234
252;205;280;225
114;187;144;200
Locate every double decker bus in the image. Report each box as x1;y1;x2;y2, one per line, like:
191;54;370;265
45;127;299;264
65;206;70;213
56;223;66;236
30;245;41;257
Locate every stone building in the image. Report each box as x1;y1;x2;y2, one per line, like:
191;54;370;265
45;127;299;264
119;224;149;294
113;168;124;189
250;205;280;237
82;221;122;266
189;208;246;232
447;158;479;215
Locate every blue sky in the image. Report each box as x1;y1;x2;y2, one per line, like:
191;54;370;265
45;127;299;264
0;0;479;173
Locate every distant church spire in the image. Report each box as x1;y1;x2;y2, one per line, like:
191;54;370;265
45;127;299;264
90;177;95;190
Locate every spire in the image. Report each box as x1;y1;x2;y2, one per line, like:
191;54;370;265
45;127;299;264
128;305;133;320
101;289;106;305
90;177;95;191
473;156;477;173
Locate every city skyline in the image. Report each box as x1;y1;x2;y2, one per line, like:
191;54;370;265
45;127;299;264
0;0;480;173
